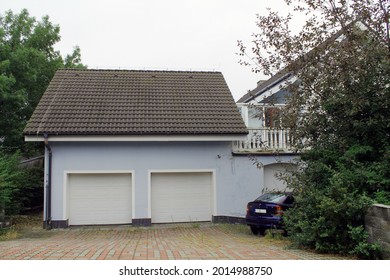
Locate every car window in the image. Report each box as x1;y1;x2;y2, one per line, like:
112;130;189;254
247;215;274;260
283;196;294;204
255;193;286;203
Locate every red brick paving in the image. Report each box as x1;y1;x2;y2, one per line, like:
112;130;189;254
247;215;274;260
0;224;346;260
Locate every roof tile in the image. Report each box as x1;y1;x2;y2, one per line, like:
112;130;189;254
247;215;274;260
24;69;247;136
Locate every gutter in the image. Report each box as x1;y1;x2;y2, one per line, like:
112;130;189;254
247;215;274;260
43;133;52;230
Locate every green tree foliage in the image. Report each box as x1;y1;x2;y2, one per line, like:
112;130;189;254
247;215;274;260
0;9;85;155
17;163;44;213
0;9;85;217
0;152;43;218
239;0;389;258
64;45;85;69
0;151;24;219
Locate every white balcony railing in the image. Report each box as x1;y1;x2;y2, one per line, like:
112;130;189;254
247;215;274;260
233;128;293;153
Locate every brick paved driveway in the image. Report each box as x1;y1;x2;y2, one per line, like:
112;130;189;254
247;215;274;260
0;223;346;260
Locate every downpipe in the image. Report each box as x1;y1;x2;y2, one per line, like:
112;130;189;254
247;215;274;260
43;133;52;230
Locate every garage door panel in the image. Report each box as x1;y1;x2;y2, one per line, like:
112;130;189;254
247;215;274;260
264;164;295;192
151;172;212;223
68;173;132;225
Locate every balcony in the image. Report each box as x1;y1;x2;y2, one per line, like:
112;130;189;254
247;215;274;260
233;128;294;154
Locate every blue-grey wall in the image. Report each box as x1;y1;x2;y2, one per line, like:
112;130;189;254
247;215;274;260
46;141;297;222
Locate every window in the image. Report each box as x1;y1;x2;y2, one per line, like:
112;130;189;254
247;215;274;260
264;107;281;128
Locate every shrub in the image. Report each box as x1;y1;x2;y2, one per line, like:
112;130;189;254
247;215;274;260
0;152;43;218
17;165;44;213
0;152;24;218
283;145;388;259
373;190;390;205
348;225;382;259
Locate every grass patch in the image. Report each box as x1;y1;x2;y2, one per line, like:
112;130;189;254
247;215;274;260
0;212;50;241
0;226;20;241
12;214;42;231
263;229;286;240
216;223;252;235
191;223;200;229
262;229;292;246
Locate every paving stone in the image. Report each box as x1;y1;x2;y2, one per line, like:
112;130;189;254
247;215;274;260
0;224;348;260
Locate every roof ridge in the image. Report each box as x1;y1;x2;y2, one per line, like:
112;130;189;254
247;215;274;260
59;68;222;74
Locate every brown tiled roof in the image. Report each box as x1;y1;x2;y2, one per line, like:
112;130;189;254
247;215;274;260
237;69;291;103
24;69;248;136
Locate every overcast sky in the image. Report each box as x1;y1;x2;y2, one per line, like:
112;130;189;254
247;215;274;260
1;0;298;100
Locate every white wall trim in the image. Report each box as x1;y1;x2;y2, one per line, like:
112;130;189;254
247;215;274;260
147;169;217;220
25;135;247;142
63;170;135;221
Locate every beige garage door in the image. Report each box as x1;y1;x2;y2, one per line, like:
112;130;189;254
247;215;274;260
151;172;212;223
264;163;295;192
68;173;132;225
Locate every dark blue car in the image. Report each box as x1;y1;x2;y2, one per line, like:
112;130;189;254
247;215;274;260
246;192;294;235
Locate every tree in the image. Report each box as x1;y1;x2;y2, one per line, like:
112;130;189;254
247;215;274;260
0;151;24;220
0;9;86;155
239;0;389;258
0;9;86;219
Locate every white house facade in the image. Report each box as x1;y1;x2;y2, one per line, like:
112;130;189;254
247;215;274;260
24;69;296;228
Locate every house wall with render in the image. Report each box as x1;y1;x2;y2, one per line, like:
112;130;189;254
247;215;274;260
44;141;297;227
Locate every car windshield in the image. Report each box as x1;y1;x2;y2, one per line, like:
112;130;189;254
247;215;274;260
255;193;286;203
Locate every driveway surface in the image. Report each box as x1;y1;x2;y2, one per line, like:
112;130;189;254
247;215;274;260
0;223;346;260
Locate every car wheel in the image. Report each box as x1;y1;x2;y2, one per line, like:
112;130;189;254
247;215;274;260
258;228;266;236
250;226;259;235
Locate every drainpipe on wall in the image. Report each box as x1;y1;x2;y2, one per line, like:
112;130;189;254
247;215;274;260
43;133;52;230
